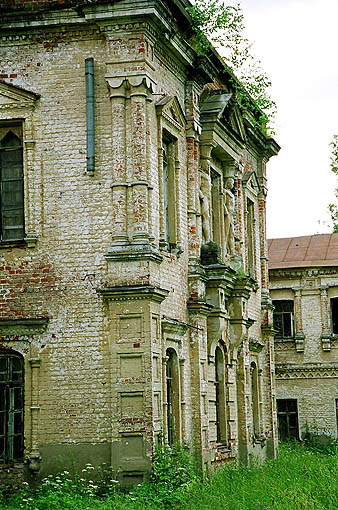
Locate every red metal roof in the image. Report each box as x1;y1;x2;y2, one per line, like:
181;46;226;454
268;233;338;269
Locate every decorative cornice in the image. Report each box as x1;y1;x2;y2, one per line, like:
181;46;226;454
187;300;213;316
276;362;338;379
98;284;169;303
0;80;39;110
162;317;188;340
105;241;163;264
270;267;338;279
0;318;49;336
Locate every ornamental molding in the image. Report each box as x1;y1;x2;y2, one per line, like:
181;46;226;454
0;25;99;44
0;318;49;336
0;81;39;110
98;284;169;303
274;341;295;351
156;95;186;133
270;267;338;279
162;316;188;341
106;72;156;93
276;362;338;379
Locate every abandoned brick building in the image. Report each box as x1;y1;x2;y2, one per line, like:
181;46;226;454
0;0;280;484
269;234;338;441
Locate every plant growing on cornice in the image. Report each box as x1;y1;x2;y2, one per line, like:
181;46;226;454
328;135;338;232
187;0;276;134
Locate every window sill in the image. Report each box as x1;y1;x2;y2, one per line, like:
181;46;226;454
0;235;38;249
275;337;295;342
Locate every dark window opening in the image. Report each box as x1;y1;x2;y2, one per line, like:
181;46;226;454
162;135;177;250
0;128;24;242
215;346;227;443
251;362;259;437
277;399;299;440
273;300;294;338
0;354;24;463
331;298;338;334
163;141;170;246
211;170;220;244
166;348;179;445
247;198;255;276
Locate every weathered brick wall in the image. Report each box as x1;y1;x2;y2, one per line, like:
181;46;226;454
0;0;279;483
270;269;338;438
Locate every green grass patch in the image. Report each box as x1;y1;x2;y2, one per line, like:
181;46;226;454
2;443;338;510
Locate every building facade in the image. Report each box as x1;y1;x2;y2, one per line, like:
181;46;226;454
0;0;279;485
269;234;338;441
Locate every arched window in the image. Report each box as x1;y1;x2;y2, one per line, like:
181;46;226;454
166;348;179;445
215;346;227;443
0;353;24;463
0;129;24;242
251;361;259;438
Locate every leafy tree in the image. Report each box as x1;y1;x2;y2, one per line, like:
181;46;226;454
328;135;338;232
187;0;276;133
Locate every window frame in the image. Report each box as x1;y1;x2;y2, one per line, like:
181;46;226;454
273;300;295;339
276;398;299;441
156;96;185;254
162;134;178;250
0;82;40;248
0;124;25;243
165;348;180;445
214;345;227;444
0;353;24;464
331;297;338;335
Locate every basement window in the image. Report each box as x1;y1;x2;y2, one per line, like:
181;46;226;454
331;298;338;334
273;300;294;338
0;353;24;463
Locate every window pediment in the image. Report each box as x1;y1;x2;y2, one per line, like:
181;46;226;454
0;81;39;110
226;103;246;141
156;95;185;132
242;170;260;194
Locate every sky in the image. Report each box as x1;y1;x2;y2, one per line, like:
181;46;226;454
232;0;338;239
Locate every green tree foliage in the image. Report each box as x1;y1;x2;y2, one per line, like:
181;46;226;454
328;135;338;232
187;0;276;133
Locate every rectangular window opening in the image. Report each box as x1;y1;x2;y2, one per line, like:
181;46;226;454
273;300;294;339
331;298;338;334
0;123;24;243
162;134;177;250
246;198;255;276
277;399;299;440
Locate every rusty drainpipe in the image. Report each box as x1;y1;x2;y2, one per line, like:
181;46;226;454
85;58;95;174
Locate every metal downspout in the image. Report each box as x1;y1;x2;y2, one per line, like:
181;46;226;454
85;58;95;174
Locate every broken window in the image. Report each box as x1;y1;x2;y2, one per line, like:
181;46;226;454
273;300;294;338
277;399;299;440
0;125;24;242
166;348;180;445
0;353;24;463
331;298;338;334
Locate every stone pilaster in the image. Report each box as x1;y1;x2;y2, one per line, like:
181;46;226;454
107;76;155;246
27;358;41;472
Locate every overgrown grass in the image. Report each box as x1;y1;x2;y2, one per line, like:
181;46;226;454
2;442;338;510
